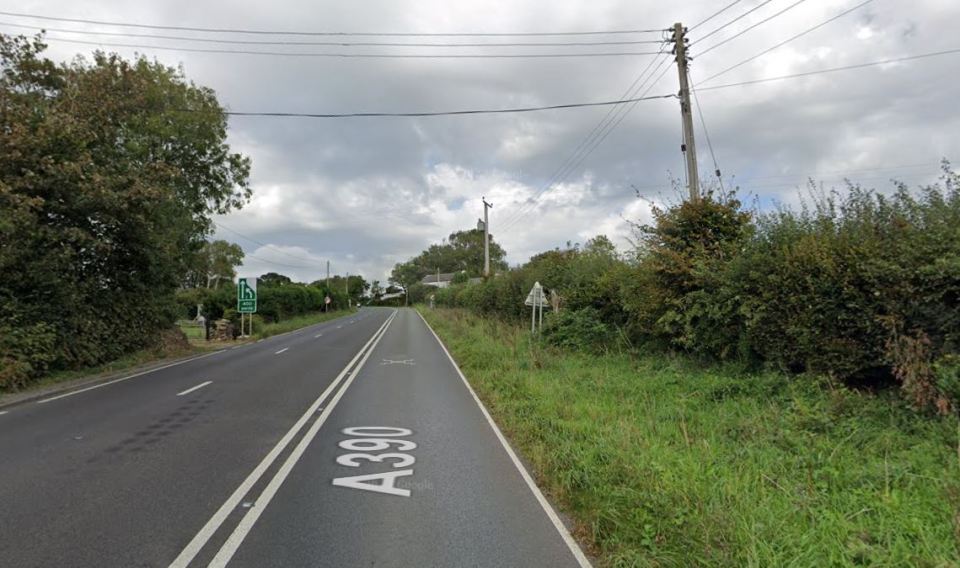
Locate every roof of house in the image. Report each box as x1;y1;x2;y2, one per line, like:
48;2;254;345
421;272;459;284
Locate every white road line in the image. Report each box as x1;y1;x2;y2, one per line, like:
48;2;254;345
176;381;213;397
208;310;396;567
169;310;397;568
36;350;224;405
0;411;8;416
314;333;323;338
416;310;592;567
274;348;289;355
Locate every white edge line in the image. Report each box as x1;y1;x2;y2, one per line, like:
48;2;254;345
274;347;289;355
0;411;8;415
415;310;592;568
36;350;224;404
176;380;213;397
207;309;398;567
168;309;397;568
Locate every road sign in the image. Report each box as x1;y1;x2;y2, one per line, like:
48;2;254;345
524;282;544;307
525;282;545;333
238;277;258;313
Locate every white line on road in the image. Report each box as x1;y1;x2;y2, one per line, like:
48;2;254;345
314;333;323;338
0;411;8;416
177;381;213;397
416;310;592;567
169;310;397;568
208;310;397;567
274;348;289;355
36;350;224;405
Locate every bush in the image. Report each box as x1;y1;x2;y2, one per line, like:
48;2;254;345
541;307;616;352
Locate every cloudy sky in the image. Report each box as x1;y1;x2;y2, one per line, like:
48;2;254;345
8;0;959;283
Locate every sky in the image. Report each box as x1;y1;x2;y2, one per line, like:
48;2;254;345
7;0;959;283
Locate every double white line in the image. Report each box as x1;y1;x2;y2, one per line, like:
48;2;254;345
169;309;398;568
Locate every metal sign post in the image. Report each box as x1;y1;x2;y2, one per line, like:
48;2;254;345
237;277;258;337
525;282;544;334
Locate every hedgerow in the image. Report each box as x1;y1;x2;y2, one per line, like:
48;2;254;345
431;164;960;413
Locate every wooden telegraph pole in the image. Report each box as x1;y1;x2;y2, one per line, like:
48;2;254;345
673;22;700;202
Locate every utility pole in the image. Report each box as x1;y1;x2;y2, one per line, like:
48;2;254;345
482;197;493;277
345;272;350;308
325;260;330;312
672;22;700;202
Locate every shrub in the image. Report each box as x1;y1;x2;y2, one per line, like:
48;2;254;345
541;307;616;352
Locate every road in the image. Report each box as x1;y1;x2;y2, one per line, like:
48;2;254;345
0;308;590;567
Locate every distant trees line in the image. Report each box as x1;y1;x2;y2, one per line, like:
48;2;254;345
176;272;370;326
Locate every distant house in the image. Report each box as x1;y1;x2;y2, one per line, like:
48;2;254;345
421;272;458;289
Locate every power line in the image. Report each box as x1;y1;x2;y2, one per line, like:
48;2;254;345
35;35;664;58
0;11;665;37
501;56;676;232
695;48;960;92
690;1;745;31
498;51;671;229
692;0;778;46
699;0;876;85
696;0;812;57
219;93;677;119
213;221;325;265
626;161;943;191
243;253;320;271
0;20;666;47
691;78;724;191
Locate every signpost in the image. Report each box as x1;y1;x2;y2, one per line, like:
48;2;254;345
525;281;545;334
237;277;257;337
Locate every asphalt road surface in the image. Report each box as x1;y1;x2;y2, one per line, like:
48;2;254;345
0;308;590;567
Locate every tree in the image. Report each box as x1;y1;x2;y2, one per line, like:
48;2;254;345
408;229;507;277
370;280;384;301
183;240;244;288
260;272;293;287
0;34;251;388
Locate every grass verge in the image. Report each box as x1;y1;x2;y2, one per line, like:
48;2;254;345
254;309;355;339
420;307;960;567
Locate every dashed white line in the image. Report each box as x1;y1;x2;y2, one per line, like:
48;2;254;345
177;381;213;397
314;333;323;338
274;348;289;355
0;411;8;416
36;350;224;404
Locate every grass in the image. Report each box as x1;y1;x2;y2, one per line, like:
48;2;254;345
254;309;356;339
176;320;206;340
420;307;960;567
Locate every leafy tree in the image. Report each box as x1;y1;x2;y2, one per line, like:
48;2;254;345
410;229;507;276
370;280;384;300
0;34;250;388
183;240;244;288
259;272;293;287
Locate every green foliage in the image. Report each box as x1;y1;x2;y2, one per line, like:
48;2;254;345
541;308;615;352
625;191;753;356
0;34;250;389
182;239;244;289
391;227;508;286
423;308;960;567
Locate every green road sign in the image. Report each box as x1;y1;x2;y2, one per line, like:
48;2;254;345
237;277;258;313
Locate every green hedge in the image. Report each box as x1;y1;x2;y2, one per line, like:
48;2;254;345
428;166;960;413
